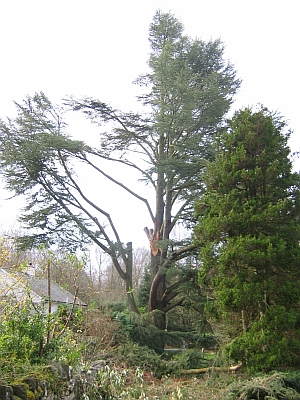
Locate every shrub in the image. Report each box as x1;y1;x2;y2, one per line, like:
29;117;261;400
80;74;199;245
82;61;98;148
43;329;84;365
228;306;300;372
0;300;46;363
173;349;209;370
0;296;85;366
113;310;167;354
75;365;150;399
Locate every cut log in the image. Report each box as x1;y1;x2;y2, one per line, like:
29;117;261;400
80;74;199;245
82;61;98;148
181;363;243;375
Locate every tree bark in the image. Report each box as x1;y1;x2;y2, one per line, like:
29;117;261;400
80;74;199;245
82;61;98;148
181;363;243;375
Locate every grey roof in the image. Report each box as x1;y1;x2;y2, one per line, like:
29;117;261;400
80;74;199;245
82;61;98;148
0;268;86;307
0;268;42;304
26;275;87;306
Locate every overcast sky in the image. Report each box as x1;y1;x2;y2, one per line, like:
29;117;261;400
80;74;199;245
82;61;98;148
0;0;299;247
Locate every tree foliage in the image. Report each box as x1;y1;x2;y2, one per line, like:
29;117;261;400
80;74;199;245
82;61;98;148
195;107;300;370
0;11;240;322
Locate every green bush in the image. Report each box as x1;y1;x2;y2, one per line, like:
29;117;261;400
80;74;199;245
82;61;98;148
43;329;84;365
55;304;85;333
0;297;85;367
228;306;300;372
173;349;209;370
0;300;46;363
108;342;170;378
113;311;167;354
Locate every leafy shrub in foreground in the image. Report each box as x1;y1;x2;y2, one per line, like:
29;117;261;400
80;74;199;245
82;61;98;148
75;365;149;400
0;297;84;366
0;300;46;363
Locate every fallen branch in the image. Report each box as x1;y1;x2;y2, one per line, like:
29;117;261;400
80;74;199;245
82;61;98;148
181;363;243;375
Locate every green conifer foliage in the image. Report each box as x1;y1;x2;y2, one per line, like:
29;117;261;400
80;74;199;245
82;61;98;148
195;107;300;370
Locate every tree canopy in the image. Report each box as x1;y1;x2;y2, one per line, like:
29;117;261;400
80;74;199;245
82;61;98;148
0;11;240;323
195;107;300;370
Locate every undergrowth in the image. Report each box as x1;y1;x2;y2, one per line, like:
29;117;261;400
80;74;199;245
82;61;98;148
223;371;300;400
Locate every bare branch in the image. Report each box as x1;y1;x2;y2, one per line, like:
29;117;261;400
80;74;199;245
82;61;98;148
82;156;155;222
82;150;156;188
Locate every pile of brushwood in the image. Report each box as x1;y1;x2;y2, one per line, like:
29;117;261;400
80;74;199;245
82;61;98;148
222;372;300;400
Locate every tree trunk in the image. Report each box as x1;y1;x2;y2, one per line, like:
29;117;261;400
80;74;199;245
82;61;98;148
147;164;167;320
181;363;243;375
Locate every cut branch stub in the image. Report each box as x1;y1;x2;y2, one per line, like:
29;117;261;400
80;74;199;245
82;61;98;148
144;226;160;256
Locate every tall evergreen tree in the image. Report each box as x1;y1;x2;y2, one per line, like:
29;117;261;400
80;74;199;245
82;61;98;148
195;107;300;370
0;11;240;325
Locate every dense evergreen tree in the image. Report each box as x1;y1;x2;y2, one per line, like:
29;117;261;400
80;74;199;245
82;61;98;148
0;11;240;324
195;107;300;370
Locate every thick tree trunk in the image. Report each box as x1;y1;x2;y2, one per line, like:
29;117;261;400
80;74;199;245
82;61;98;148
146;182;180;329
147;165;167;321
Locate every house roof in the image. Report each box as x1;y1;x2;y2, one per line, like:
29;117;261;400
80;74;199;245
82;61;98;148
26;275;87;306
0;268;42;304
0;268;87;307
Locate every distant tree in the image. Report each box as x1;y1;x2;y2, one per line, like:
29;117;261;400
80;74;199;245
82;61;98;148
132;247;150;289
91;247;150;302
195;107;300;370
0;11;240;326
137;265;151;309
36;250;92;304
0;228;39;270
